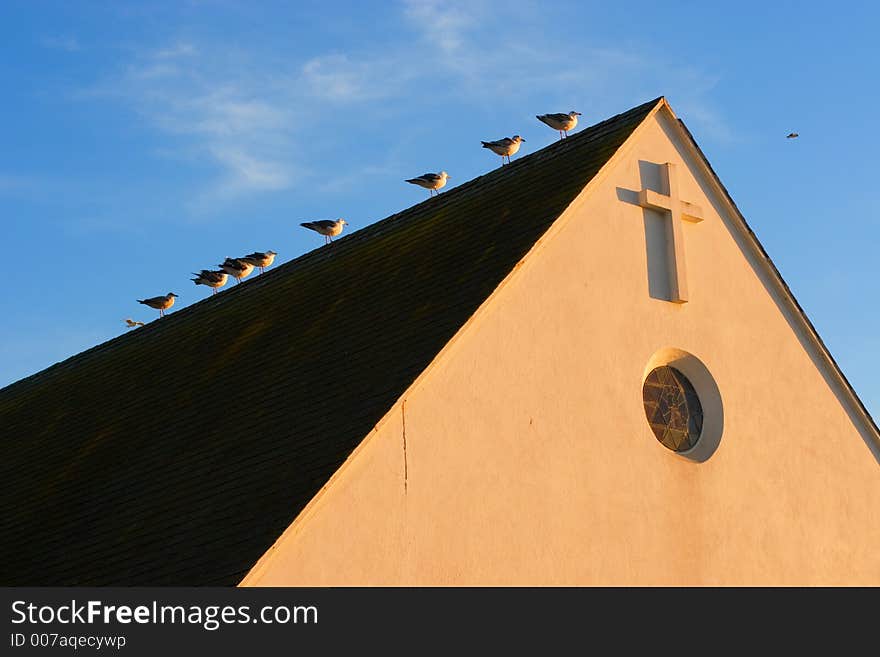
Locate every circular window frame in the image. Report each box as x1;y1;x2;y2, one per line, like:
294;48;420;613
642;348;724;462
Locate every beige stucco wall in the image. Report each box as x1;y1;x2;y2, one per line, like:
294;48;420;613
242;107;880;586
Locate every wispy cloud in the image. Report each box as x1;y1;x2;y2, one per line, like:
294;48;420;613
154;42;197;59
398;0;729;136
39;35;82;52
81;36;417;211
189;146;294;211
83;41;300;209
674;100;733;142
74;1;730;215
301;54;411;102
0;174;38;195
302;54;371;102
402;0;480;53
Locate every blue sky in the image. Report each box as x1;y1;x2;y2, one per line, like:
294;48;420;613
1;1;878;419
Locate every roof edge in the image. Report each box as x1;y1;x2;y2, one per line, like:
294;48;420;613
658;102;880;453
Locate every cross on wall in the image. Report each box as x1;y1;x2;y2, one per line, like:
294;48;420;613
636;162;703;303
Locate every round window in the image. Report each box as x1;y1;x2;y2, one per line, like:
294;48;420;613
642;365;703;452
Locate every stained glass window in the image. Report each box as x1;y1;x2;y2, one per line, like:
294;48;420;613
642;366;703;452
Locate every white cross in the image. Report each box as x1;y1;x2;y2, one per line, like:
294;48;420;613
637;162;703;303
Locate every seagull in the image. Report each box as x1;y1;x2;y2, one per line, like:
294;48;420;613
481;135;525;164
239;250;278;274
218;257;254;284
537;111;582;139
191;269;229;294
300;219;349;245
124;318;145;328
786;132;799;139
405;171;450;197
137;292;178;318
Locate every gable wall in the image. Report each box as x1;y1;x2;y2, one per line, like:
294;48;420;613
243;109;880;585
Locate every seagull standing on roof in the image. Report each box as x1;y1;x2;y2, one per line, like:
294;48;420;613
124;318;145;328
405;171;450;197
137;292;178;318
239;250;277;274
191;269;229;294
300;218;348;245
218;257;255;284
536;111;582;139
481;135;525;165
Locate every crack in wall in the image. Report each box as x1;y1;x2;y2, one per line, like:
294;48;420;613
402;399;408;493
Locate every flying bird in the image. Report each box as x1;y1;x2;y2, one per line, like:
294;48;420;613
239;250;278;274
136;292;178;318
218;258;254;284
300;219;349;245
191;269;229;294
481;135;525;164
536;111;582;139
405;171;450;197
786;132;799;139
124;318;145;328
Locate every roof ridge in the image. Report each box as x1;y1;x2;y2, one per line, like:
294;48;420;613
0;97;664;397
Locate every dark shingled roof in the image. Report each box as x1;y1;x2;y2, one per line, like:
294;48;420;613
0;97;660;585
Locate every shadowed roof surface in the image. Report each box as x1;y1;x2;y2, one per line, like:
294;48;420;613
0;98;660;585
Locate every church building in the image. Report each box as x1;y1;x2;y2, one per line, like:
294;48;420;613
2;97;878;586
